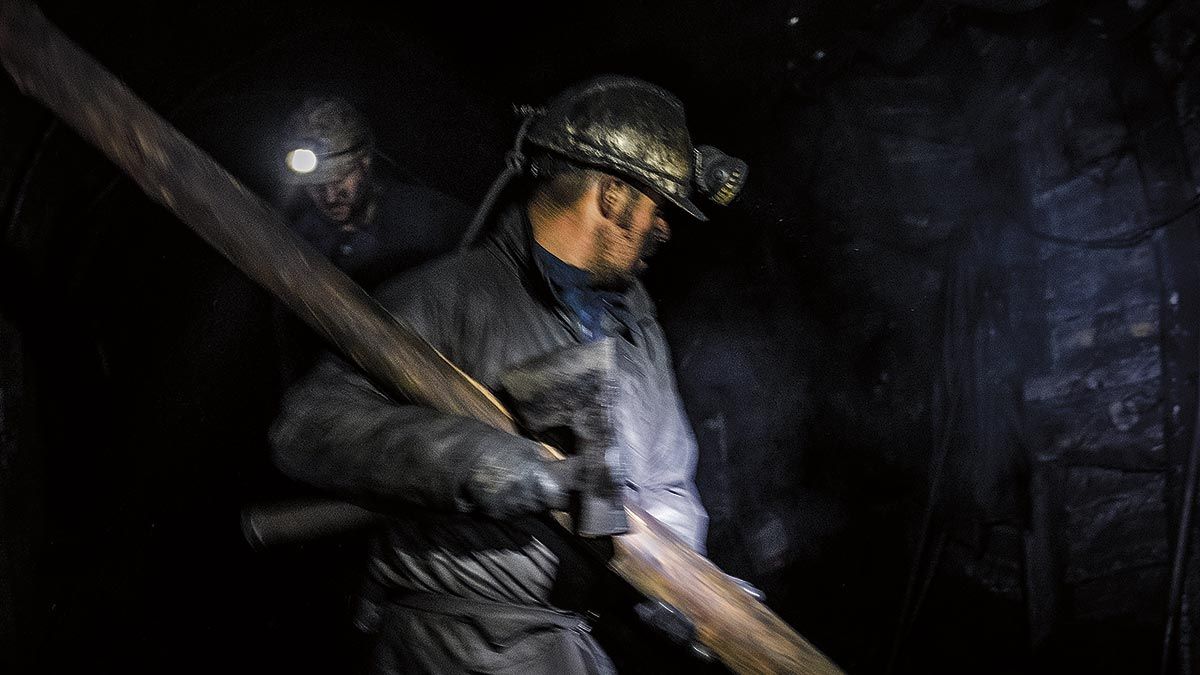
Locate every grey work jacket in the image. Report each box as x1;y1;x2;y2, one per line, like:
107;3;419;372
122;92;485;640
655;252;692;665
269;203;708;672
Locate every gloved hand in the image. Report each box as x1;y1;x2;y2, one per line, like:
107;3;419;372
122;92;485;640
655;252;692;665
634;574;764;663
634;599;715;662
463;451;578;519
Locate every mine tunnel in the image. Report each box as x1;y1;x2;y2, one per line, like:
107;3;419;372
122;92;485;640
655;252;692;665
2;1;1200;673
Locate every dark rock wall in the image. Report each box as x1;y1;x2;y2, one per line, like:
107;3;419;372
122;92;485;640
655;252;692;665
1012;35;1173;668
717;1;1200;671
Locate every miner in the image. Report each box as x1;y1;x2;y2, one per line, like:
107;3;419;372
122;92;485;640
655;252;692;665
281;95;468;290
270;76;728;673
275;96;470;380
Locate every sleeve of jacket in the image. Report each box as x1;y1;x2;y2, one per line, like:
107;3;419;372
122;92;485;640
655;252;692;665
639;395;710;554
628;309;710;553
268;261;545;512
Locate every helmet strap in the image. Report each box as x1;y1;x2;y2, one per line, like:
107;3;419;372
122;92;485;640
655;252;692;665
457;106;542;250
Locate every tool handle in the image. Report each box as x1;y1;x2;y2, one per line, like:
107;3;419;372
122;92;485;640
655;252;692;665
241;498;381;550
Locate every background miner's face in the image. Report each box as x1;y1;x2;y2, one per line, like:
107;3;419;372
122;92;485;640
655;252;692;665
305;157;370;224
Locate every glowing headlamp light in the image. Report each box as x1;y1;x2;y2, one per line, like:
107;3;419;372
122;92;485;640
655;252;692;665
286;148;319;174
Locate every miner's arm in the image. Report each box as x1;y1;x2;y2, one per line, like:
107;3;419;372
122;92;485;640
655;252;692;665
271;356;530;511
269;272;564;515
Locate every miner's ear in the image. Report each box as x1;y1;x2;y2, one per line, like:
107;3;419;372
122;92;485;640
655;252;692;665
596;174;629;221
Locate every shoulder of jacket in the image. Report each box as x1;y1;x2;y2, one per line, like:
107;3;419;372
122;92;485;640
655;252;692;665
382;179;470;214
374;246;509;309
627;281;658;319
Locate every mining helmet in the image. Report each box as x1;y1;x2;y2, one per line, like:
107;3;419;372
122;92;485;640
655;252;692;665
525;75;708;221
284;96;374;185
458;75;750;249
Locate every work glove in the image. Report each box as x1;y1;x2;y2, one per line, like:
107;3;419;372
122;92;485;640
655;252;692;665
635;598;717;662
463;450;579;520
634;574;765;663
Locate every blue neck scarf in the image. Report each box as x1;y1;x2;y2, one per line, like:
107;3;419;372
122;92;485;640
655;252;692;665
534;243;627;342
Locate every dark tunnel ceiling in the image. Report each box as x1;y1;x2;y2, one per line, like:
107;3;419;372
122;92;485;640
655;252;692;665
34;0;1164;153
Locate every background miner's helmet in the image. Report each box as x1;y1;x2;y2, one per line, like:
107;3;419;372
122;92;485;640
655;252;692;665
526;75;708;221
284;96;374;185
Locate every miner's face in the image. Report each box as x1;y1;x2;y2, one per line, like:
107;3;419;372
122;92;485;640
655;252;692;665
305;156;371;224
588;181;671;289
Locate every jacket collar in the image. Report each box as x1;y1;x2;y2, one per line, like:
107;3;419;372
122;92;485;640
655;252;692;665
489;201;560;311
486;201;654;321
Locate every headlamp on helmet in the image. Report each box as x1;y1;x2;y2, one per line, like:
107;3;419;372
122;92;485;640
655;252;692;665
285;147;319;174
284;97;373;185
693;145;748;206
